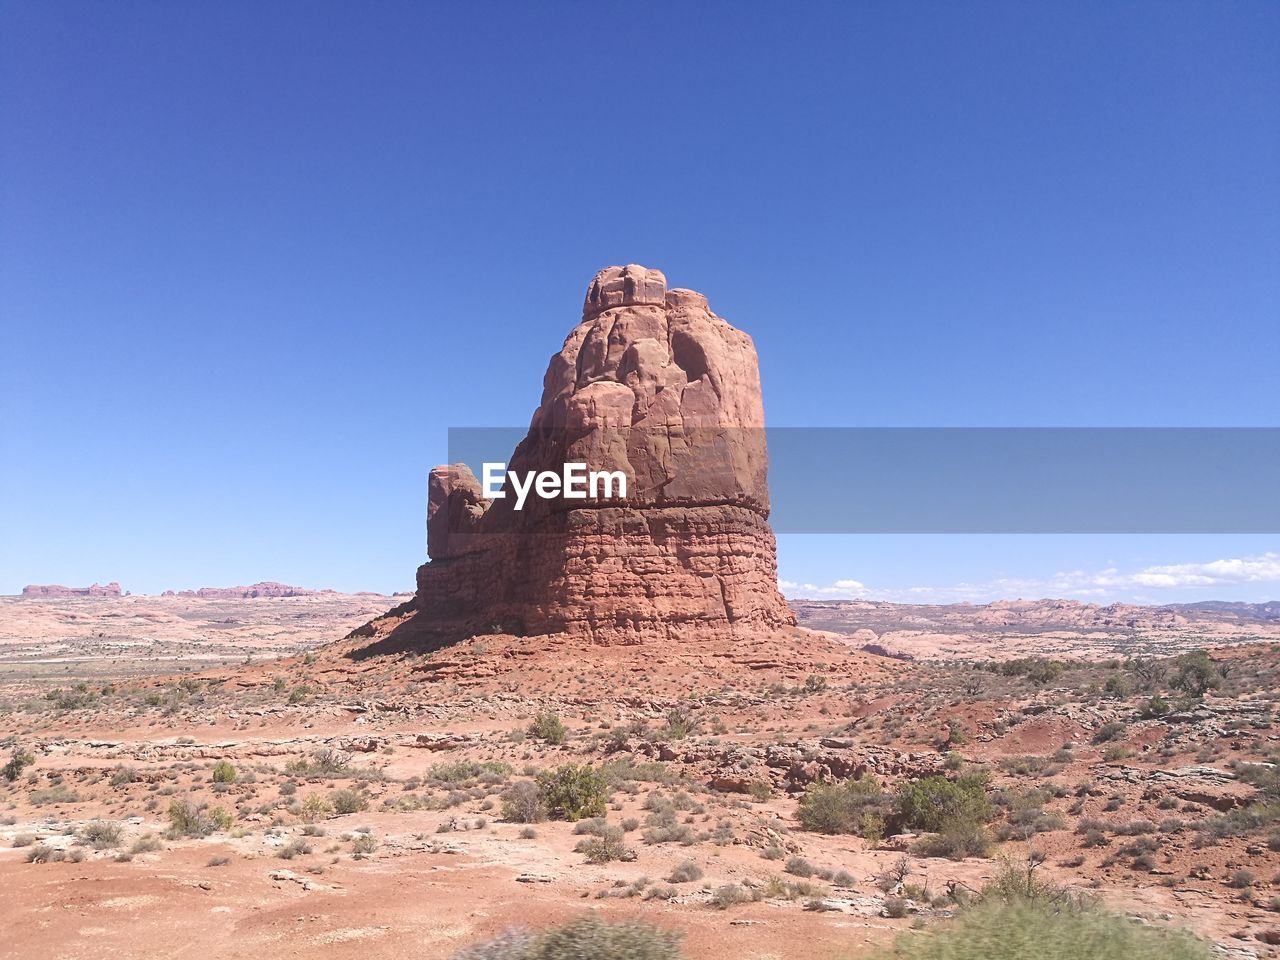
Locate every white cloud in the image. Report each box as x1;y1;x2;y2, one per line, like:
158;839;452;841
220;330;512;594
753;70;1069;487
781;552;1280;604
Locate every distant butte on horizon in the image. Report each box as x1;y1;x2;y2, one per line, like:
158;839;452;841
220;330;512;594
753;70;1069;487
17;581;404;600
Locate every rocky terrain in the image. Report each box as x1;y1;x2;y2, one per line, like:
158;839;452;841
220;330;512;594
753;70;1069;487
1;613;1278;959
0;591;395;681
794;598;1280;662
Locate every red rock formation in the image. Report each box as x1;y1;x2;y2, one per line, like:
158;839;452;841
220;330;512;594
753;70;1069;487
21;582;122;599
162;582;332;599
415;265;794;644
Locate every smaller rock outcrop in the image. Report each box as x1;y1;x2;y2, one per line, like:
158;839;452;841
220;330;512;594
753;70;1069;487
162;582;331;599
22;582;122;599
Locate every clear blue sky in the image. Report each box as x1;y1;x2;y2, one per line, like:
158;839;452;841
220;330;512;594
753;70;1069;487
2;2;1277;602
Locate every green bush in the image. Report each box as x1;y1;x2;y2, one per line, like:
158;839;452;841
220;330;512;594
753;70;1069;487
536;764;609;821
1171;651;1218;698
1144;694;1171;717
529;711;568;745
796;776;888;834
452;915;683;960
912;819;992;859
3;745;35;782
211;760;238;784
993;658;1066;686
896;774;992;833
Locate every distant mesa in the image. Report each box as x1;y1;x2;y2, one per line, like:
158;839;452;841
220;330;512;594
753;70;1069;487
21;582;122;599
361;264;795;650
162;581;334;599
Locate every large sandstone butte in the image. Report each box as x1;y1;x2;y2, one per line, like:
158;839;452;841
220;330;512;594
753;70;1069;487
416;265;795;645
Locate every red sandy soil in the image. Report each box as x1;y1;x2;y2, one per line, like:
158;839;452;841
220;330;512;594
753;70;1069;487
1;596;1279;959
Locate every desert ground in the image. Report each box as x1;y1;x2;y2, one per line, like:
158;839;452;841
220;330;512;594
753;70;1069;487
2;593;1279;959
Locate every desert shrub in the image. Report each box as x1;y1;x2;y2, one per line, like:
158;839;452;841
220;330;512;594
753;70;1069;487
1080;828;1109;848
109;765;138;787
536;764;608;821
1228;868;1256;889
29;786;79;805
1198;803;1280;841
710;884;759;909
785;855;816;877
452;929;538;960
351;833;377;856
796;776;888;834
285;748;350;777
641;810;695;846
943;719;969;746
211;760;238;784
1144;695;1171;717
913;820;992;860
501;780;548;824
664;707;697;740
1115;819;1156;836
130;835;163;854
452;916;682;960
883;896;910;918
864;897;1212;960
78;820;123;850
428;760;513;785
668;860;703;883
129;834;162;855
25;843;61;863
1172;651;1218;698
329;788;367;815
167;798;232;838
994;658;1066;686
528;711;568;745
999;755;1056;777
12;833;35;847
896;775;992;833
300;793;332;822
576;825;634;864
1093;722;1126;744
277;838;312;859
1104;675;1132;698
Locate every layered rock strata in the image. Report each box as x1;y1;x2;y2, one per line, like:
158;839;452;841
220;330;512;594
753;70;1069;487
416;265;794;644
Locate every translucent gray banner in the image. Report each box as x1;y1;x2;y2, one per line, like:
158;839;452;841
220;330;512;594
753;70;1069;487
445;427;1280;533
